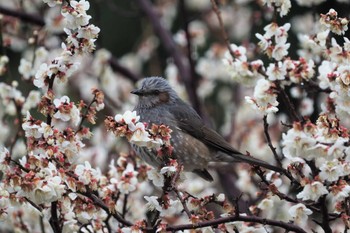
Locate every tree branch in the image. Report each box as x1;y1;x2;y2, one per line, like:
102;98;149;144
0;6;45;26
156;214;307;233
263;115;283;168
135;0;202;114
0;5;141;84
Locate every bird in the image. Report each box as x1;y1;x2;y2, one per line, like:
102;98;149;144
131;77;285;181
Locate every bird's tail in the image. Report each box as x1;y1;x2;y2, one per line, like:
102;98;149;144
216;151;285;174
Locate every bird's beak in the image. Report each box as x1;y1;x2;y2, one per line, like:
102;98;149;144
131;89;142;95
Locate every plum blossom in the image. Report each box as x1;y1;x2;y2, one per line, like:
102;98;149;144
262;0;292;17
22;112;42;138
18;58;32;80
22;91;41;114
62;0;92;30
272;42;290;61
296;181;328;201
53;96;81;126
115;110;140;131
30;176;66;204
129;122;153;147
0;56;9;76
0;147;10;172
75;161;100;185
222;44;264;85
144;195;162;211
245;79;279;114
319;160;343;182
320;9;349;35
266;62;287;81
281;122;318;160
43;0;62;7
299;98;314;116
256;23;291;60
288;203;312;227
147;169;164;187
117;163;139;194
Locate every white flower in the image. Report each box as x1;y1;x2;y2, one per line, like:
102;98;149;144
130;122;152;146
18;58;32;80
62;0;91;30
257;198;274;210
77;24;100;39
160;165;177;176
255;33;270;51
43;0;62;7
337;64;350;85
272;42;290;61
266;62;287;81
34;63;51;88
117;163;138;194
160;199;182;216
71;0;90;12
0;147;10;171
319;160;343;182
217;193;225;202
288;203;312;227
22;90;41;114
144;196;162;211
228;44;247;62
245;79;279;114
22;112;42;138
147;169;164;187
53;96;81;125
29;176;65;204
115;110;140;130
299;98;314;116
74;161;99;185
296;181;328;201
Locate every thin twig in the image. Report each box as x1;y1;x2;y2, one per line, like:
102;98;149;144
210;0;235;59
122;194;128;218
135;0;202;114
263;115;283;168
148;214;307;233
275;82;301;122
108;58;141;83
0;6;45;26
319;195;332;233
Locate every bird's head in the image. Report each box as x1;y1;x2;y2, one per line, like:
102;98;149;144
131;77;179;108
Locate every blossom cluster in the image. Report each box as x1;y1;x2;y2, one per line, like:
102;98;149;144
34;0;99;88
105;110;172;151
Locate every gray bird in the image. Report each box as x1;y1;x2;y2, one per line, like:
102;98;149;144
131;77;285;181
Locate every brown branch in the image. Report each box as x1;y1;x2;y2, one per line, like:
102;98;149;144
154;214;307;233
9;99;24;155
275;82;302;122
108;58;141;83
319;195;332;233
179;0;200;87
263;115;283;168
49;201;61;233
135;0;202;114
0;6;45;26
209;0;235;59
79;191;133;227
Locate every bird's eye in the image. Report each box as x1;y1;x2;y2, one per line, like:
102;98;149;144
154;90;160;94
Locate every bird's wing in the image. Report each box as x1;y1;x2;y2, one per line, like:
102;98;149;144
169;100;285;174
170;100;241;155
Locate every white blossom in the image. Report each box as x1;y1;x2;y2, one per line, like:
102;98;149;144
297;181;328;201
288;203;312;227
